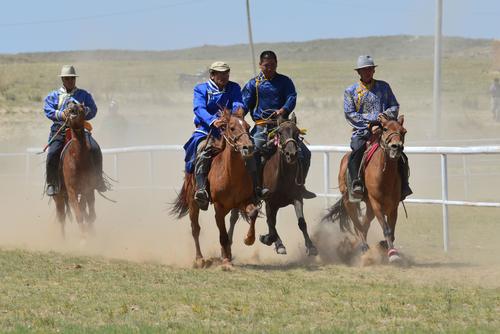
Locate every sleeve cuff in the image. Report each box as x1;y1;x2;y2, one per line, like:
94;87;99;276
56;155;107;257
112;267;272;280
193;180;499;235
55;110;63;121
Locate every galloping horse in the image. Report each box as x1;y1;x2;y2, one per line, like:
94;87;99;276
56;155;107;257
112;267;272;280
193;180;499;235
257;113;318;256
322;115;407;263
171;108;259;268
54;102;99;237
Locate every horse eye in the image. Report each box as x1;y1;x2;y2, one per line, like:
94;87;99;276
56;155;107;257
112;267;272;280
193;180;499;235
230;127;235;131
383;127;388;132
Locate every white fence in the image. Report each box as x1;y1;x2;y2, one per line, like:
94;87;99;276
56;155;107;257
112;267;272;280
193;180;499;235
2;144;500;252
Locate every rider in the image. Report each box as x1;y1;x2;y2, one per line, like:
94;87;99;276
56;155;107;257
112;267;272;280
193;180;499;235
43;65;106;196
183;61;244;210
242;50;316;199
344;55;412;200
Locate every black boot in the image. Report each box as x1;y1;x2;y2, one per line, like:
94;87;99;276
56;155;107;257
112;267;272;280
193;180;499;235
253;154;269;200
348;147;365;198
399;153;413;201
92;148;107;192
46;153;60;196
193;150;211;211
299;156;316;199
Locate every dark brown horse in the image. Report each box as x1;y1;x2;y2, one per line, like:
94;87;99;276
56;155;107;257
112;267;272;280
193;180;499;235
257;114;318;256
54;102;98;237
171;108;259;269
322;115;407;263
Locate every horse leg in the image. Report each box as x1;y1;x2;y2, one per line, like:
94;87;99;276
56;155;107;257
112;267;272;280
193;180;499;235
244;204;258;246
345;200;370;252
293;199;318;256
259;202;279;247
228;208;239;246
385;207;401;263
84;191;96;236
189;204;207;268
373;205;401;263
274;236;287;255
54;193;66;238
214;204;232;268
67;189;85;235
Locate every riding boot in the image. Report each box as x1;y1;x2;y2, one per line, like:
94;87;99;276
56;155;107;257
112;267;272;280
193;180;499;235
348;146;365;197
93;147;107;192
399;153;413;201
194;150;211;211
244;154;268;202
299;156;316;199
46;144;61;196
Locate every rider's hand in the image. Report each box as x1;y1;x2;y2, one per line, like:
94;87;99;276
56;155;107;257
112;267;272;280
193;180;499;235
371;124;382;135
212;119;225;128
276;108;286;116
60;109;69;121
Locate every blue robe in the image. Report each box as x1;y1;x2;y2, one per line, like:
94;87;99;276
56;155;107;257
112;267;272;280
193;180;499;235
344;80;399;140
241;72;296;120
183;80;243;173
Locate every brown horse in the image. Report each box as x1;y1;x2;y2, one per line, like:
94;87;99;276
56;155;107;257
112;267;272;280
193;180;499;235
322;115;407;263
258;114;318;256
54;102;98;237
171;108;259;269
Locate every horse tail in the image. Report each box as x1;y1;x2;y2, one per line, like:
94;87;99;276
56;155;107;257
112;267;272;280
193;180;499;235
321;196;352;234
170;173;193;219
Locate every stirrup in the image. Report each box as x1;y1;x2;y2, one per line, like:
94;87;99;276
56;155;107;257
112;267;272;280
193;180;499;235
46;184;58;196
301;187;316;199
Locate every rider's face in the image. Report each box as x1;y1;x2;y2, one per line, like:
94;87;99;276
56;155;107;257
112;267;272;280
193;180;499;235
210;70;230;89
61;77;76;91
259;58;277;79
357;67;375;83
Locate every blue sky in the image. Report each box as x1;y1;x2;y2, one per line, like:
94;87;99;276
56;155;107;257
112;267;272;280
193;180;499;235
0;0;498;53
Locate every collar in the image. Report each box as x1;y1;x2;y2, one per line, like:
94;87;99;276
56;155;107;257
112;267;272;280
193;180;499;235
207;79;226;94
59;86;78;94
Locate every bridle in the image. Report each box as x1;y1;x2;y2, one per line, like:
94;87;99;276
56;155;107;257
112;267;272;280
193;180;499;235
221;123;252;153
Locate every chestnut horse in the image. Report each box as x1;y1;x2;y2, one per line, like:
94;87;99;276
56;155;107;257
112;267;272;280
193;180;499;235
54;102;99;237
171;108;259;269
322;115;407;263
258;114;318;256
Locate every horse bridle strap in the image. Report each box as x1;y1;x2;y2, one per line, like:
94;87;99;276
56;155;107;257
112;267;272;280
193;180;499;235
223;131;251;151
381;131;404;150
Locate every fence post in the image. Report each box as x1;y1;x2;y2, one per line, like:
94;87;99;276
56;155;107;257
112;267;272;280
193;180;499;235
25;152;30;186
113;154;118;181
323;152;330;208
148;151;154;188
462;155;469;200
441;153;449;252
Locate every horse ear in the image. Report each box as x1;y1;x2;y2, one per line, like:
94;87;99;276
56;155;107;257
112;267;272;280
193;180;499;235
277;115;284;125
234;107;244;119
222;108;231;121
397;115;404;126
290;112;297;124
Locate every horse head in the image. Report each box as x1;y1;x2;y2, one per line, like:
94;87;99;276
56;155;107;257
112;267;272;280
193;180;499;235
276;112;300;164
379;114;406;159
65;101;86;130
220;107;254;159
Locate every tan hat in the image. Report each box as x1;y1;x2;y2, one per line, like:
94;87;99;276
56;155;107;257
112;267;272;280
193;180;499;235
209;61;230;72
59;65;79;77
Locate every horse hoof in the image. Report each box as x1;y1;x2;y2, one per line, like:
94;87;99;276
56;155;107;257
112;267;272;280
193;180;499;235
259;234;275;246
360;243;370;253
275;245;287;255
306;246;318;256
388;248;402;264
379;240;389;250
221;259;233;271
244;236;255;246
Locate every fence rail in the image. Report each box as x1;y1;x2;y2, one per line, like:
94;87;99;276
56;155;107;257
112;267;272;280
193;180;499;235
2;144;499;252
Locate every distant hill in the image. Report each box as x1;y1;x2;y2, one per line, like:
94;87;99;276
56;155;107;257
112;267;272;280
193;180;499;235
0;35;493;64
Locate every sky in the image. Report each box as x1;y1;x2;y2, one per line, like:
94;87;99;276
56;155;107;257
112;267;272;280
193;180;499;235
0;0;498;53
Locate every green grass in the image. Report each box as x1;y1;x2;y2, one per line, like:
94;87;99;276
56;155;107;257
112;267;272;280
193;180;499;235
0;246;499;333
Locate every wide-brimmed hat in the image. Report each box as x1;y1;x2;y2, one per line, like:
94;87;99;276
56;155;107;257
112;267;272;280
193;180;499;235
209;61;230;72
354;55;377;70
59;65;79;77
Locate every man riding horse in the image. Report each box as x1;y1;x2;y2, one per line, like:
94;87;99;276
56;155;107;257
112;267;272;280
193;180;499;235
184;61;250;210
242;50;315;200
43;65;106;196
344;55;412;200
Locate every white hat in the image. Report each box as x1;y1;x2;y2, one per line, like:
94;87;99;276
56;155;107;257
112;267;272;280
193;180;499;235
209;61;230;72
354;55;377;70
59;65;79;77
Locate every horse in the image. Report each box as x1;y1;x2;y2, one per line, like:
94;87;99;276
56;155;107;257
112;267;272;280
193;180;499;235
322;115;407;263
256;113;318;256
53;102;98;237
171;108;259;269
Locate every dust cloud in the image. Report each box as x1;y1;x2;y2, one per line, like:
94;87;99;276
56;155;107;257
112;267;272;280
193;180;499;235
1;51;500;289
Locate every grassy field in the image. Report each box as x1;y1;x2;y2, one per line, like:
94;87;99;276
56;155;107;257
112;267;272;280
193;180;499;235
0;247;499;333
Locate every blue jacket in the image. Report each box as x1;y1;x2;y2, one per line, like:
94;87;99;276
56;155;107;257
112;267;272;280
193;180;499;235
344;80;399;139
242;72;297;121
193;80;244;133
44;87;98;127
